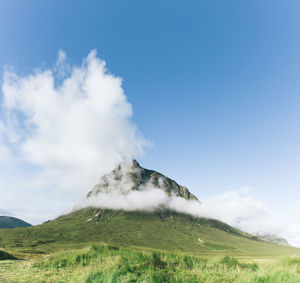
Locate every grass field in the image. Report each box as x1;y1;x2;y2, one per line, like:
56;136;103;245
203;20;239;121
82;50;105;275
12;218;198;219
1;244;300;282
1;208;300;282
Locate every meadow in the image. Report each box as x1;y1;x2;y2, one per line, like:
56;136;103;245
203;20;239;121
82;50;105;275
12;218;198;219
1;244;300;282
1;209;300;282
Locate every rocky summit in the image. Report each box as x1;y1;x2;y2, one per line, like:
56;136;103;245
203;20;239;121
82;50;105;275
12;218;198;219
87;160;198;201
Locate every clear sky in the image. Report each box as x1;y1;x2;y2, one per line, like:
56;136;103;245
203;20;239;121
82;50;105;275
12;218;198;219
1;1;300;244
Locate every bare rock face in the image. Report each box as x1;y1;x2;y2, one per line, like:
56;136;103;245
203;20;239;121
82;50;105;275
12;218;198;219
87;160;198;201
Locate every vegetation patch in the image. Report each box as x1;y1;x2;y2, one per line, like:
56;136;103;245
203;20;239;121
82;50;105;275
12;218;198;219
218;256;259;271
2;245;299;282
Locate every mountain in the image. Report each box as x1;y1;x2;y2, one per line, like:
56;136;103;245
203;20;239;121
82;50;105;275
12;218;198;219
0;216;31;229
0;160;299;258
87;160;198;201
257;234;290;246
0;208;299;258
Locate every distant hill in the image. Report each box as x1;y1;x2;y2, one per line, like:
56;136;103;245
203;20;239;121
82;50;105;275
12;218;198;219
0;216;31;229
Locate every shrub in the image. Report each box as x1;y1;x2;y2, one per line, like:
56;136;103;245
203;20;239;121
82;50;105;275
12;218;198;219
219;256;258;271
151;252;167;269
107;245;119;251
183;256;194;269
219;256;239;268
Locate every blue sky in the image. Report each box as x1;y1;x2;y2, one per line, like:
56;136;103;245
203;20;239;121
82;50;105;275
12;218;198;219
1;1;300;243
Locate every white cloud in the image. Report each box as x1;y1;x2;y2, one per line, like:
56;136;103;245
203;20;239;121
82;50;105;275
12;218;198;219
0;50;147;223
56;49;67;65
199;189;277;234
0;121;11;162
54;49;70;79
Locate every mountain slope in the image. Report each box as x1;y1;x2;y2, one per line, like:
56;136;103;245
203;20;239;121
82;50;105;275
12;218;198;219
0;208;299;258
0;216;31;229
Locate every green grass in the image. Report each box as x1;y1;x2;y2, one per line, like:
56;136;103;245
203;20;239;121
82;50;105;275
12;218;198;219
0;208;299;259
1;244;300;282
1;208;300;282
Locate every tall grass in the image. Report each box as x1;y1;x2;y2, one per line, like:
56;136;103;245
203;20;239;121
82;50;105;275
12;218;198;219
1;245;300;282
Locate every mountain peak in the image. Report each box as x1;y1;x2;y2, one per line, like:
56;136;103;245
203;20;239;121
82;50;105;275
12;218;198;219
87;160;198;201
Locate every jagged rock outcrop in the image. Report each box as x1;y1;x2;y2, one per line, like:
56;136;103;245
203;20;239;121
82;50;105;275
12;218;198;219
87;160;198;201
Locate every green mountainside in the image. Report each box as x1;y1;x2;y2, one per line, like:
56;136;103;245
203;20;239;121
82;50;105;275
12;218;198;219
0;216;31;229
0;208;299;258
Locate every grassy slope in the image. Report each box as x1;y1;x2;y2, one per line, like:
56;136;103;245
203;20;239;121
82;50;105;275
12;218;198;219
0;208;299;259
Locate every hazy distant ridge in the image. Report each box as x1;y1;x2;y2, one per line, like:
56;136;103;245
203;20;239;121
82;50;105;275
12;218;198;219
0;216;31;229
